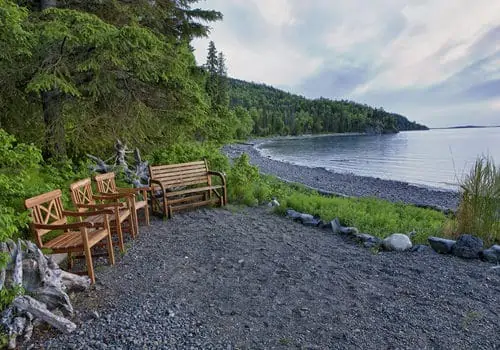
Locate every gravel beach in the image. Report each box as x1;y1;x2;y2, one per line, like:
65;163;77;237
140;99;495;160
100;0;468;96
222;142;460;211
35;207;500;349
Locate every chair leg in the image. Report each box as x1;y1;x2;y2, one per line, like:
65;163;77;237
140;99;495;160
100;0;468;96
116;221;125;252
67;252;73;270
83;242;95;284
144;205;150;226
106;232;115;265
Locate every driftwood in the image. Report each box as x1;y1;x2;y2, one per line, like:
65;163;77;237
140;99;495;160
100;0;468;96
87;139;150;187
13;296;76;334
0;240;90;349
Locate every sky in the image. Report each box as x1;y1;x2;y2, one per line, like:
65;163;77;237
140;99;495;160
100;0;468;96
191;0;500;128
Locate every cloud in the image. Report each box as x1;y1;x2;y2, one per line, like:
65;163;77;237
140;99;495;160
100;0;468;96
192;0;500;127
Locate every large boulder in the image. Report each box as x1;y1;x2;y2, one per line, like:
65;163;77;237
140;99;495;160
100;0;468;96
451;234;483;259
428;237;456;254
480;245;500;263
382;234;412;251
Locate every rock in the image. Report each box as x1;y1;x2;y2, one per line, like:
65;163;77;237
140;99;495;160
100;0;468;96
302;216;322;227
330;218;358;235
410;244;434;253
330;218;342;234
267;199;280;207
286;209;313;223
480;245;500;263
382;234;412;251
451;234;483;259
428;237;456;254
354;233;381;245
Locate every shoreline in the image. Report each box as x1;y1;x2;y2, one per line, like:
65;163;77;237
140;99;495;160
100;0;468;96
223;140;460;212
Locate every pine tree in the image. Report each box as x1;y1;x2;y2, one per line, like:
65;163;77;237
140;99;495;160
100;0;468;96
215;52;229;107
205;40;218;106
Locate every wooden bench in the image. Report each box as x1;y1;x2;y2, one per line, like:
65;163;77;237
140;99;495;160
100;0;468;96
149;160;227;218
25;189;115;284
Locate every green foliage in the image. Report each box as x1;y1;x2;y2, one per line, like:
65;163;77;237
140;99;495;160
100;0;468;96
456;156;500;245
148;142;230;173
0;285;24;312
0;0;32;62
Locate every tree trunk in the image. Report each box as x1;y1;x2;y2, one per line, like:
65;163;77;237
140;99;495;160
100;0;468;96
41;90;66;160
39;0;66;160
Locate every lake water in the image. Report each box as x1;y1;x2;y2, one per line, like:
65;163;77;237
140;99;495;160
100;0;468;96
257;128;500;190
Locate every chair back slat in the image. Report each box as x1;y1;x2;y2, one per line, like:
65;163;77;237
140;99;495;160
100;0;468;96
24;189;67;246
69;178;95;212
94;172;117;194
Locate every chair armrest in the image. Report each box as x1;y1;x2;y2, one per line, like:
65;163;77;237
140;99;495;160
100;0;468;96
94;193;134;200
75;202;125;209
208;171;227;185
33;222;94;230
62;209;114;217
116;186;152;194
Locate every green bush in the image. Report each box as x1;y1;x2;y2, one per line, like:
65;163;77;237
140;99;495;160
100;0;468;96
148;142;230;172
456;156;500;245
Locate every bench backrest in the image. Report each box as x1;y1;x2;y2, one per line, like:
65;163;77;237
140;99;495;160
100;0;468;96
69;178;96;212
149;160;210;188
94;172;117;194
24;189;67;247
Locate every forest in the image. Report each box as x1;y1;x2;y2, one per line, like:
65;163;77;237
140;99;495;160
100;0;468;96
228;78;428;137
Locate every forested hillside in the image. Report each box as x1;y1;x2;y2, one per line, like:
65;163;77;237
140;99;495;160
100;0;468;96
229;79;428;136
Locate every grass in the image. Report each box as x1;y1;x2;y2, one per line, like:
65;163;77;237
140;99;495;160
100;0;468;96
454;156;500;245
274;191;447;244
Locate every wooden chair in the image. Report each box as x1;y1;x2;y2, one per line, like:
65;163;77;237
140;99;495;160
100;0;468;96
69;178;138;253
25;189;115;284
94;172;150;227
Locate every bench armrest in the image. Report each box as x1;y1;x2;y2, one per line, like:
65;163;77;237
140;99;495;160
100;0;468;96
116;186;152;193
33;222;94;230
208;171;227;185
149;179;167;193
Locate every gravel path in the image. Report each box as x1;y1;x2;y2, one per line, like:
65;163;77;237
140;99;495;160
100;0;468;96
223;143;460;211
36;207;500;349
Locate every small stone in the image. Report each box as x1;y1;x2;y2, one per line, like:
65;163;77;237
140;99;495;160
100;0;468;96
382;233;412;251
268;199;280;207
340;226;359;235
428;237;456;254
480;245;500;263
410;244;433;253
451;234;483;259
330;218;342;234
238;259;245;264
92;311;100;319
354;233;380;245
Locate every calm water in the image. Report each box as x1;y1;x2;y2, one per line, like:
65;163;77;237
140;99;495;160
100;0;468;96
257;128;500;190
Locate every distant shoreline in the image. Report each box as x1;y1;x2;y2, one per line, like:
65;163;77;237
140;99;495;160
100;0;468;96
223;139;460;212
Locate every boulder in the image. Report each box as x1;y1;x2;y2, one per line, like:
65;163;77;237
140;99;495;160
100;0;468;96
302;217;322;227
382;234;412;251
480;245;500;263
330;218;359;235
428;237;456;254
451;234;483;259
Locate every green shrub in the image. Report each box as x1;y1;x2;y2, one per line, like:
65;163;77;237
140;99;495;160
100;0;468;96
148;142;230;172
456;156;500;245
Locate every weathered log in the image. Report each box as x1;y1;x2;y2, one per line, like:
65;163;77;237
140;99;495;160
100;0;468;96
9;317;27;349
12;296;76;334
60;269;91;291
0;242;7;290
12;240;23;287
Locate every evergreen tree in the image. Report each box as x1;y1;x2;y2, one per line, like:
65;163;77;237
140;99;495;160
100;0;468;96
215;52;229;107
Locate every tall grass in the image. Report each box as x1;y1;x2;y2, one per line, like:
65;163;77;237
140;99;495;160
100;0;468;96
456;156;500;245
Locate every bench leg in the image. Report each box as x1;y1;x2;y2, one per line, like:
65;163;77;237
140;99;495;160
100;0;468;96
106;231;115;265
